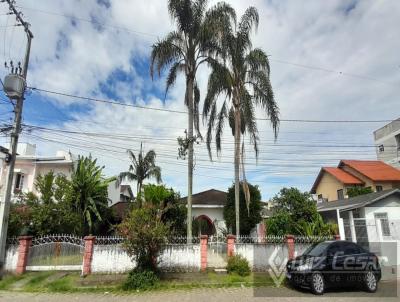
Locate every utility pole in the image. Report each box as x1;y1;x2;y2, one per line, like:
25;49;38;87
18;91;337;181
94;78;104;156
0;0;33;274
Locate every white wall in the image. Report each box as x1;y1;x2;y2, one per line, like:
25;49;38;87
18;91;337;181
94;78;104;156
4;245;18;272
91;244;200;274
192;207;226;233
235;243;289;271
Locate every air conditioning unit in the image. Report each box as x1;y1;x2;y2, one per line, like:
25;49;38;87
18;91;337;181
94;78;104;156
3;74;26;100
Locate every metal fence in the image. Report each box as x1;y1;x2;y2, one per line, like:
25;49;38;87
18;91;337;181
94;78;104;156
26;235;84;271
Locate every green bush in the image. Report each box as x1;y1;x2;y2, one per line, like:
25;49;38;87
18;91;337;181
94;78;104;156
122;269;159;291
226;255;251;276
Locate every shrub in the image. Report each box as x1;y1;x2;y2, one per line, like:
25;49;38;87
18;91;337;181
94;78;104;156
226;255;251;276
122;269;159;291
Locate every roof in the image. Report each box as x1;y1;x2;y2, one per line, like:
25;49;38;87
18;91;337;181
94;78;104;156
339;160;400;182
311;167;364;193
317;189;400;212
110;201;132;220
0;146;9;154
180;189;227;206
120;185;134;198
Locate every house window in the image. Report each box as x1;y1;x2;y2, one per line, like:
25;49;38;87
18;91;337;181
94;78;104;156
396;134;400;150
374;213;391;236
378;145;384;152
15;173;24;190
376;185;383;192
337;189;344;200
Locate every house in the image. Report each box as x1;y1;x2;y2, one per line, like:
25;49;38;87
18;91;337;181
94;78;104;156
311;160;400;202
181;189;227;236
0;143;74;201
374;118;400;168
317;189;400;254
107;179;134;207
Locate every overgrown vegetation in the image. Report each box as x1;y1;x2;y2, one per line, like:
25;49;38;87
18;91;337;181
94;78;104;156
226;255;251;277
122;269;159;291
8;156;116;237
266;187;338;236
347;186;373;198
224;182;262;235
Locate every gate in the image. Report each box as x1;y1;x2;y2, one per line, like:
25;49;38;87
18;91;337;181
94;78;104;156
26;235;84;271
207;235;227;268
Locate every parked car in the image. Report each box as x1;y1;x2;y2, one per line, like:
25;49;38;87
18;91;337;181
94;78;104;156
286;240;381;295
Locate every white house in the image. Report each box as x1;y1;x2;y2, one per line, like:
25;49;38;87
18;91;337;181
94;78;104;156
107;179;134;207
181;189;227;235
0;143;75;201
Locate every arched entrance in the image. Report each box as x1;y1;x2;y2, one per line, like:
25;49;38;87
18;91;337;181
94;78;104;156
194;215;215;236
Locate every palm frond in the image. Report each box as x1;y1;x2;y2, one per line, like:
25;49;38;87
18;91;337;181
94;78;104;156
239;6;259;35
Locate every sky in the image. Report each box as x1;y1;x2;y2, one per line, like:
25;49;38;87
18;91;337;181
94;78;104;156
0;0;399;200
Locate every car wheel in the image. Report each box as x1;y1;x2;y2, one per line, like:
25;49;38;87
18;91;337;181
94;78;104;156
310;272;325;295
364;269;377;293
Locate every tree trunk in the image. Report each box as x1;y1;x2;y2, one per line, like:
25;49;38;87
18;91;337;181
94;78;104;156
234;107;241;237
137;181;142;208
187;77;194;242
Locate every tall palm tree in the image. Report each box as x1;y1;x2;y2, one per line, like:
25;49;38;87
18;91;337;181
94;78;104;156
150;0;235;239
203;7;280;236
118;143;162;207
71;156;113;234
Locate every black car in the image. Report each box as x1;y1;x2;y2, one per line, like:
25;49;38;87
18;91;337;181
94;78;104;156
286;240;381;295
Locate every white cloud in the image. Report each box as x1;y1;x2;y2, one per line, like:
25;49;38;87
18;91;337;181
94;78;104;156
0;0;399;199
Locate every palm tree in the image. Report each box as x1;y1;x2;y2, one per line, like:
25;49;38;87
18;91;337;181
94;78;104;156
71;156;113;234
150;0;235;239
118;143;162;207
203;7;280;236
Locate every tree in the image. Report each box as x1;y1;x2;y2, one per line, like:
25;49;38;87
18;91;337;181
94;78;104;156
203;7;279;236
150;0;235;239
71;156;114;234
118;144;162;206
224;182;262;235
266;187;337;236
347;186;373;198
7;171;83;237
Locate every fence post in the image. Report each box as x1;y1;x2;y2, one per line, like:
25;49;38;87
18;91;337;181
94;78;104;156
82;236;95;276
286;235;295;260
227;235;236;257
334;234;341;240
200;235;208;272
16;236;32;275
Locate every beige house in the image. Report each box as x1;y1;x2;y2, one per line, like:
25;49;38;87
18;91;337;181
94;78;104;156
374;118;400;168
311;160;400;202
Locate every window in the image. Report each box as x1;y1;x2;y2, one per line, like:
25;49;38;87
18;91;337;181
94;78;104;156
378;144;384;152
374;213;391;236
376;185;383;192
343;242;361;255
396;134;400;150
337;189;344;200
14;173;24;190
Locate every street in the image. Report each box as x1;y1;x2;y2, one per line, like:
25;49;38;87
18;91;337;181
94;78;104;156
0;281;399;302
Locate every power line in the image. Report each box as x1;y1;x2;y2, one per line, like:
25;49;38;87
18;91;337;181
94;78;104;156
28;87;398;124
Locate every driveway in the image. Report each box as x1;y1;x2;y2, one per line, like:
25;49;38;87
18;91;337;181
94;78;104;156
0;281;398;302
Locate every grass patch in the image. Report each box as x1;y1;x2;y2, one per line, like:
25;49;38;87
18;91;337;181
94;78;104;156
23;272;53;291
0;271;276;294
0;274;23;290
47;275;73;292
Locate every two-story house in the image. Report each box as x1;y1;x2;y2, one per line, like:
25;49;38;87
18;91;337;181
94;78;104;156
374;118;400;169
311;160;400;202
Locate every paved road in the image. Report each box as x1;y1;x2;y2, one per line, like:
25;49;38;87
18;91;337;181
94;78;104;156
0;282;399;302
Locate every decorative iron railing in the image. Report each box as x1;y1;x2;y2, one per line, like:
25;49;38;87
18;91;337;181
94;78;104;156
236;235;286;244
31;234;84;247
294;235;333;243
6;237;18;246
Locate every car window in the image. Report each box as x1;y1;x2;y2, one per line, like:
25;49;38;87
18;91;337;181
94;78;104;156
327;243;343;256
343;242;361;255
303;242;330;257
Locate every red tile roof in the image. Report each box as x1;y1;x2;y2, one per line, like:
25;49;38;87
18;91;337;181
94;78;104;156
323;167;364;184
311;167;364;193
339;160;400;182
